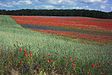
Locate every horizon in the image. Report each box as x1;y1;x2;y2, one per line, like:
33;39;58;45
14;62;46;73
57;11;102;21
0;8;111;12
0;0;112;12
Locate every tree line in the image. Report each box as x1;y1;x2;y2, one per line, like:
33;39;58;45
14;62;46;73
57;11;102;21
0;9;112;19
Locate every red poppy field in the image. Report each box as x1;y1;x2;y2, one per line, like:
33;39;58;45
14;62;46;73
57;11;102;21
12;16;112;43
12;16;112;31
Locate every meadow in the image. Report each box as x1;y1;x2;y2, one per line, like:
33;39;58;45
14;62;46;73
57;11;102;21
0;15;112;75
12;16;112;42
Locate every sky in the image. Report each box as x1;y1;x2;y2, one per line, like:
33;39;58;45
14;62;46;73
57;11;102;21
0;0;112;12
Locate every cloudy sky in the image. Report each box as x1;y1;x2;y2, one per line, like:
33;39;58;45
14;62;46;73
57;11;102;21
0;0;112;12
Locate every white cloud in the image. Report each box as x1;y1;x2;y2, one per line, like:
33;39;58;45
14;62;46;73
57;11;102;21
0;0;32;7
0;0;108;8
17;0;32;5
36;5;55;9
75;7;83;9
0;0;111;12
44;5;55;9
100;5;106;9
0;2;14;7
38;0;75;5
38;0;108;4
82;0;108;3
34;5;65;9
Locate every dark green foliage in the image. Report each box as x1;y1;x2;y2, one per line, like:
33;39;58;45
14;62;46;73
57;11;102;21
0;9;112;19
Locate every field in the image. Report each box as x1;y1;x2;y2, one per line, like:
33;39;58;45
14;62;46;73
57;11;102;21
0;15;112;75
12;16;112;31
12;16;112;43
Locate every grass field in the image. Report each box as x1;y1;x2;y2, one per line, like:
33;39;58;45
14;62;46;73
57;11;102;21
0;15;112;75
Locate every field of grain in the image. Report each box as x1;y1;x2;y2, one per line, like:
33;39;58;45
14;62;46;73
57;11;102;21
0;15;112;75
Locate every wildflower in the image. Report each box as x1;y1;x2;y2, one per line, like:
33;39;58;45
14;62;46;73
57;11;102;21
88;69;92;75
48;54;52;56
24;49;27;53
30;51;33;57
47;59;53;63
19;60;22;65
91;64;95;68
24;53;28;57
88;71;91;75
19;48;22;52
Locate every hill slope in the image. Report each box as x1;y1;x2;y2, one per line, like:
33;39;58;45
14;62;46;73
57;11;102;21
0;15;112;74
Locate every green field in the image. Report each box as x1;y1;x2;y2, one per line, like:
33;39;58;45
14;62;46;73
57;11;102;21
0;15;112;75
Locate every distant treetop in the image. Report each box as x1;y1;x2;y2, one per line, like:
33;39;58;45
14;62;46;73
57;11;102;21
0;9;112;19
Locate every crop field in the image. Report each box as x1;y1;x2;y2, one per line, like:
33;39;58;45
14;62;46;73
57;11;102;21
12;16;112;31
12;16;112;42
0;15;112;75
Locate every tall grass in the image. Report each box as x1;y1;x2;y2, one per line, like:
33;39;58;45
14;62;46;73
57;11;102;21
0;15;112;75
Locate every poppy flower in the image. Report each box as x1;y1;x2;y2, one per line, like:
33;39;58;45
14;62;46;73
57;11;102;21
91;64;95;68
24;49;27;53
19;60;22;65
48;54;52;56
88;71;92;75
30;51;33;57
19;48;22;52
47;59;54;63
24;53;28;57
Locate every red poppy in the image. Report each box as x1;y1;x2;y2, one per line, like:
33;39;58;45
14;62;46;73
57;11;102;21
48;54;52;56
19;48;22;52
24;49;27;53
19;60;22;65
47;59;54;63
24;53;28;57
30;51;33;57
91;64;95;68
